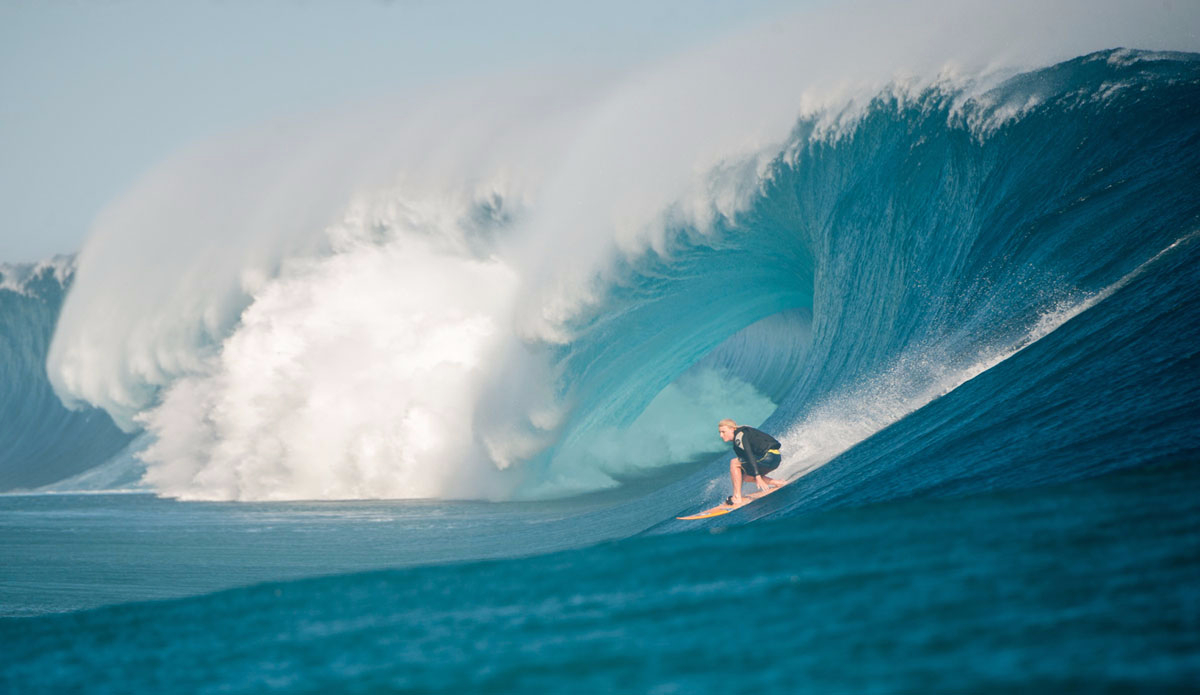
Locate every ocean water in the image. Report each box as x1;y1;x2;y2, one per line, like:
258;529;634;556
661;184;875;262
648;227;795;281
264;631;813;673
2;44;1200;692
4;463;1198;693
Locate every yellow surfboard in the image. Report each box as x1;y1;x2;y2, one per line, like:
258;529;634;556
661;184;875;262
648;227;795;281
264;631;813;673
677;480;791;520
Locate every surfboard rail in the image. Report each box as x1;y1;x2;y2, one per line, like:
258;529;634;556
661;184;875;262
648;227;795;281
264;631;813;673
676;480;791;520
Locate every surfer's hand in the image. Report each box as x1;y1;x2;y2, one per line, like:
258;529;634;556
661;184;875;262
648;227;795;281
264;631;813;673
755;476;769;492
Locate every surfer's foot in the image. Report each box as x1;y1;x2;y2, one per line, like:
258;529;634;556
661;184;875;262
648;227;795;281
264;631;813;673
727;496;745;506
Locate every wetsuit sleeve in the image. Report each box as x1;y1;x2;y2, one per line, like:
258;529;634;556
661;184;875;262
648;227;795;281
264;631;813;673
735;430;762;477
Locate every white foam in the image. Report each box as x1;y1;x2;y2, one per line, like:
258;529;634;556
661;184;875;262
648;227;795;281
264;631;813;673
136;213;524;501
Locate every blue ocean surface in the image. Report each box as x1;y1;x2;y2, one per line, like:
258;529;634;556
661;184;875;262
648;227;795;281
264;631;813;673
2;47;1199;692
4;463;1198;693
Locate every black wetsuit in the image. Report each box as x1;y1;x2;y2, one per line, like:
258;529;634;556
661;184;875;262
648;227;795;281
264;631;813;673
732;426;782;477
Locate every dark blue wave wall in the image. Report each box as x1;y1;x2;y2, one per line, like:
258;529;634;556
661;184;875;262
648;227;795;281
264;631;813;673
0;263;133;490
761;49;1200;422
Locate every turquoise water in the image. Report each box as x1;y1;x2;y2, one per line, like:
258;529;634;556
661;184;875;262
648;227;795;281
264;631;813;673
1;49;1199;691
0;469;699;617
0;494;616;617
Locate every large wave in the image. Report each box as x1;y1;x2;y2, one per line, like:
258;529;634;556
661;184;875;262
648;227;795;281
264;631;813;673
42;1;1200;501
0;258;134;491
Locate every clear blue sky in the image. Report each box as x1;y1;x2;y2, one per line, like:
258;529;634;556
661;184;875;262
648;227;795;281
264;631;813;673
0;1;800;263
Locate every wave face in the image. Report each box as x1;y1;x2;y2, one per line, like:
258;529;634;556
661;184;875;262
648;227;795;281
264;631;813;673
6;7;1199;691
469;48;1200;501
44;44;1200;501
0;259;134;490
722;49;1200;481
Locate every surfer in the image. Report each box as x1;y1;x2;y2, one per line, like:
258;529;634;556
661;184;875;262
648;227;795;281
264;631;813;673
718;419;784;505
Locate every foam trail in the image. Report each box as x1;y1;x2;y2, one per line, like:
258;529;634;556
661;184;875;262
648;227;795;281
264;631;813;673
774;233;1200;483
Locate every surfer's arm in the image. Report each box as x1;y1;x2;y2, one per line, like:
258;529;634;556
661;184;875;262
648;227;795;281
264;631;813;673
738;453;760;477
744;437;771;489
734;436;759;477
743;442;762;478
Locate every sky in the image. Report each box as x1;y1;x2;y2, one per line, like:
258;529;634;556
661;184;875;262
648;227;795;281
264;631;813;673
0;0;802;263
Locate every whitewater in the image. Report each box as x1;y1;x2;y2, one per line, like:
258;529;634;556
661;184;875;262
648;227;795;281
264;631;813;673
2;1;1199;691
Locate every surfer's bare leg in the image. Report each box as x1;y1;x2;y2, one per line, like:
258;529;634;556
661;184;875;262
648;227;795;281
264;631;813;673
762;475;784;488
729;458;746;503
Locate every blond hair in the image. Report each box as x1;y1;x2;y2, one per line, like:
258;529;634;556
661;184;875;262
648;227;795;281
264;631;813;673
718;418;738;430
